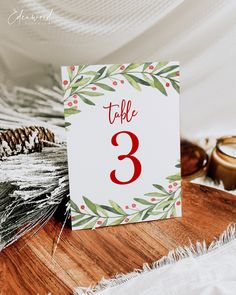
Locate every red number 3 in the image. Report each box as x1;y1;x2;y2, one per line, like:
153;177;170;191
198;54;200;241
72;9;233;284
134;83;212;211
110;131;142;185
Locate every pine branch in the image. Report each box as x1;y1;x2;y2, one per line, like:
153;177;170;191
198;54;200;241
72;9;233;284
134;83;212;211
0;79;68;252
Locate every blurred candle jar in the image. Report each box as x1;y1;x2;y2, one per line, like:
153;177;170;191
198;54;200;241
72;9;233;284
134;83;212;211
208;136;236;190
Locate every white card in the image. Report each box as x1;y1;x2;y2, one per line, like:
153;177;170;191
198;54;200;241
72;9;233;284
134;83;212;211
61;62;181;230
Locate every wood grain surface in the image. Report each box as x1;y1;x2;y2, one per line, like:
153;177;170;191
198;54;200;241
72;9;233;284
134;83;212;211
1;181;236;295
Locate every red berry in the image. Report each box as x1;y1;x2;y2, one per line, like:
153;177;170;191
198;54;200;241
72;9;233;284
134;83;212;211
120;65;125;70
125;218;129;223
176;71;180;76
173;182;178;186
176;201;181;206
63;80;68;86
169;190;173;193
125;205;129;209
97;220;102;225
151;198;156;202
113;81;118;86
68;102;72;107
73;100;78;104
166;82;170;87
70;66;75;71
131;203;136;208
168;184;172;189
80;205;85;210
73;94;77;98
120;80;124;84
92;86;96;91
149;65;154;70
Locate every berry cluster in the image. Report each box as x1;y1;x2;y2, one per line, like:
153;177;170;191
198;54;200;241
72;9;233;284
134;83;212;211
67;94;78;107
168;181;178;193
125;203;137;210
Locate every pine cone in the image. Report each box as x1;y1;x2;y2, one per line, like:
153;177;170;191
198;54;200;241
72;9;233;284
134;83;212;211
0;126;55;160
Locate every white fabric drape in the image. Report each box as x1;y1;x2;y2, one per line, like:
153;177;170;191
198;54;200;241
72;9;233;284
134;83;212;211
0;0;235;137
93;239;236;295
74;226;236;295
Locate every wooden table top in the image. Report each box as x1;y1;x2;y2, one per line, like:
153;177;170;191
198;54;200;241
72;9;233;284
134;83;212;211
1;181;236;295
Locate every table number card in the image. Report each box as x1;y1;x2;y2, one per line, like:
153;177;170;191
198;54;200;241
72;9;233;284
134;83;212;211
61;62;181;230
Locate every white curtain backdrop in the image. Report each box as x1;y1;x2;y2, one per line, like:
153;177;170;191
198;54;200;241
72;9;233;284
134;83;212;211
0;0;235;137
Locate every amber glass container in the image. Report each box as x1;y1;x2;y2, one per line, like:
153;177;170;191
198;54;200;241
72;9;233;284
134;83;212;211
208;136;236;190
181;140;209;180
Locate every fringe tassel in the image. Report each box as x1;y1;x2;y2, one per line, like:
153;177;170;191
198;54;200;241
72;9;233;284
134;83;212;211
74;224;236;295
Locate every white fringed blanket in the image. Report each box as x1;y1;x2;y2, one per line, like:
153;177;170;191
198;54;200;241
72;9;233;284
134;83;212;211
75;225;236;295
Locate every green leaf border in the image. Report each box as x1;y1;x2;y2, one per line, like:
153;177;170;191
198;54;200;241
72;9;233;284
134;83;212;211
62;62;180;121
71;166;181;229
